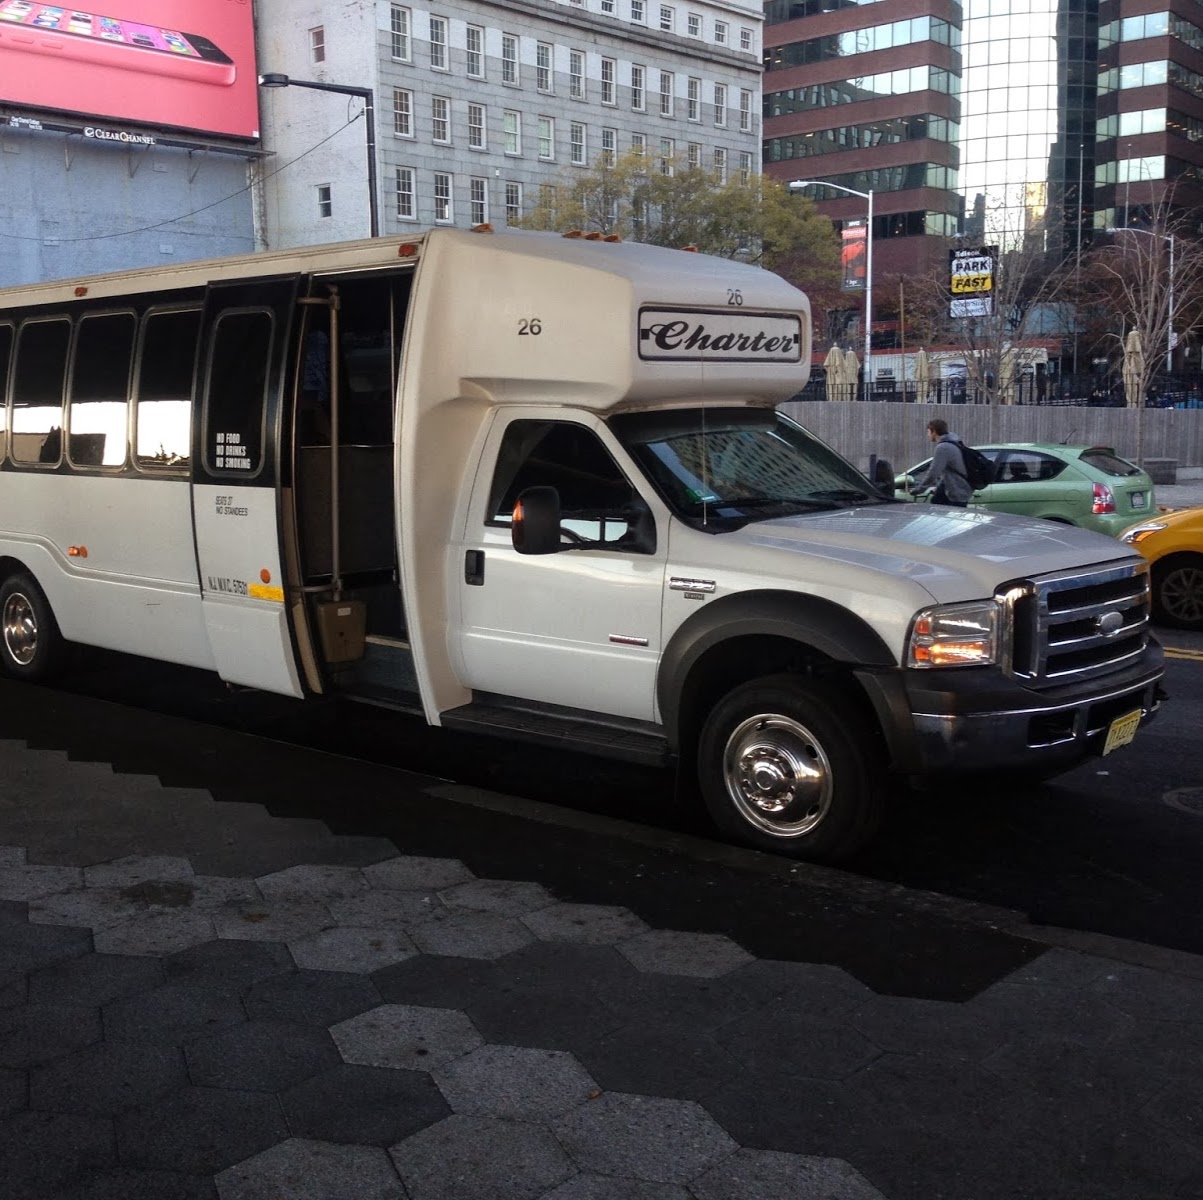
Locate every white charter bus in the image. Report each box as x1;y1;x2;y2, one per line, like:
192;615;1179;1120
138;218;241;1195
0;228;1164;861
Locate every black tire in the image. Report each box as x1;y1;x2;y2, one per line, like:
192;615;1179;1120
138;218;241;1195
1153;555;1203;631
0;573;66;682
697;674;885;863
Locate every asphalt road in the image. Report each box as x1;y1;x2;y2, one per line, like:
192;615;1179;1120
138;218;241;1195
28;627;1203;960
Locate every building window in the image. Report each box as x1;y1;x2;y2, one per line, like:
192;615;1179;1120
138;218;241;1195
429;15;448;70
393;88;413;137
601;57;616;105
687;11;700;35
601;126;617;166
739;90;753;132
659;71;674;117
390;6;411;60
659;5;673;31
601;0;614;11
316;183;332;218
505;181;523;222
570;50;585;99
466;25;484;78
432;96;450;144
740;27;752;51
739;151;752;184
537;42;553;93
309;26;325;63
503;109;521;155
538;116;555;160
502;34;519;85
631;131;646;156
396;167;415;219
468;103;486;149
714;20;727;44
571;122;587;164
631;0;645;22
433;172;453;222
712;147;726;183
687;141;701;168
713;83;727;127
470;177;488;225
631;65;645;111
687;77;700;121
659;137;675;175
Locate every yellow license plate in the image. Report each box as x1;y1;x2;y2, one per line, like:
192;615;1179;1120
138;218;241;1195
1103;709;1142;756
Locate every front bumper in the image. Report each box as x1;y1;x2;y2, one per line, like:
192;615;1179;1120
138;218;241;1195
856;644;1166;774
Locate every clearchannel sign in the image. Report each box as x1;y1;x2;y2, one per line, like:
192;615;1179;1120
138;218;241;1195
0;2;260;140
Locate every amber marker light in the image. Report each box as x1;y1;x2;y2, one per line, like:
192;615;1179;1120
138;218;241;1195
74;287;88;297
260;569;272;584
67;546;88;558
398;243;418;258
470;223;494;233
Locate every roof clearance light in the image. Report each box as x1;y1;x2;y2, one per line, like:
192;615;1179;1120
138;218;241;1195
562;230;584;239
397;243;418;258
470;223;494;234
74;287;88;297
603;234;622;243
584;231;603;241
680;244;699;252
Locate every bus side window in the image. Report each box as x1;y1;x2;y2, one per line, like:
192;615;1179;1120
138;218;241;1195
11;318;70;466
0;324;13;453
69;312;135;469
135;309;200;470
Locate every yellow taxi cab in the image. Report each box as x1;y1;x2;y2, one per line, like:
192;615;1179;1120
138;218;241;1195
1120;506;1203;630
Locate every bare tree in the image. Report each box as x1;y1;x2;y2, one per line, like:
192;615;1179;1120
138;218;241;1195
1086;198;1203;463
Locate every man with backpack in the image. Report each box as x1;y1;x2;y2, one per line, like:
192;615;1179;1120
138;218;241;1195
913;418;975;507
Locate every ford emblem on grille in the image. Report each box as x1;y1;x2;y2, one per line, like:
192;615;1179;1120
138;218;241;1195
1095;611;1125;637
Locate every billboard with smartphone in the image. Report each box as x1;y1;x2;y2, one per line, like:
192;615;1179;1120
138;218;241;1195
0;2;259;140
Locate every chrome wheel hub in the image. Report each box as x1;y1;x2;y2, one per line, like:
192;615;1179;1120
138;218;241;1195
2;592;37;667
723;713;832;839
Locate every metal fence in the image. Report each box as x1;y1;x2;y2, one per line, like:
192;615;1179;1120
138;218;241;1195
780;400;1203;472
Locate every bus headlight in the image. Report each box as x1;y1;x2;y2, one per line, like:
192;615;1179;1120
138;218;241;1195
907;600;1000;668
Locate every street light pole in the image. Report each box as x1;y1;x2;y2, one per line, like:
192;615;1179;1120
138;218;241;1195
789;179;874;396
258;73;380;239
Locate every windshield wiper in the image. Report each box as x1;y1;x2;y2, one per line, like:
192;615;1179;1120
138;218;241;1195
714;496;843;512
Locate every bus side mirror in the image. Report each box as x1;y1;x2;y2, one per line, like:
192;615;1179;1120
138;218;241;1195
512;486;563;555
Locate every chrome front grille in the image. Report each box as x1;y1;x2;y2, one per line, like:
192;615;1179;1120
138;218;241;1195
1005;559;1151;687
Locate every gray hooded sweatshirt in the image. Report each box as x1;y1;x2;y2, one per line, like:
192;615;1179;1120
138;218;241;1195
918;433;975;505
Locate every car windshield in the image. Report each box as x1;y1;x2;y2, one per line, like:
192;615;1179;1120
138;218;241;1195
609;407;892;530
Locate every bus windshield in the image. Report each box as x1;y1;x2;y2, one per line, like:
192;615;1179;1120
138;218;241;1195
609;407;891;530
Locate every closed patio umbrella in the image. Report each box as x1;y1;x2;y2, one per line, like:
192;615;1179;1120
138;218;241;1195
822;344;843;402
843;348;861;401
913;348;931;403
1122;329;1144;409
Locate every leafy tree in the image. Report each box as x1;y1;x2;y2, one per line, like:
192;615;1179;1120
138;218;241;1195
515;151;840;298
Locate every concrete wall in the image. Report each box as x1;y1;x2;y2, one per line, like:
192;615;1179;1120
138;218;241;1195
781;401;1203;474
0;125;256;287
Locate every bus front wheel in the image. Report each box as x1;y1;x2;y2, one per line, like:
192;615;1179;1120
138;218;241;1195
697;675;885;864
0;573;65;682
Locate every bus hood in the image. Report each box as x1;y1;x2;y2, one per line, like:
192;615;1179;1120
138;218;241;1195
717;504;1142;604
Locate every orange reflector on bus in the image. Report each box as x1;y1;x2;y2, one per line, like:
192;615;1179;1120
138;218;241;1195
260;568;272;584
67;546;87;558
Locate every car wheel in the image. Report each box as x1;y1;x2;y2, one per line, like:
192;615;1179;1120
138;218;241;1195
697;674;885;863
0;573;66;682
1153;554;1203;630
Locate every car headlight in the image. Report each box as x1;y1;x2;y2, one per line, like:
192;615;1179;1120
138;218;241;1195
907;600;1000;668
1119;521;1167;545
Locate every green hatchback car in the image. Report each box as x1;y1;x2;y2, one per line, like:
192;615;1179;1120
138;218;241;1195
895;443;1156;536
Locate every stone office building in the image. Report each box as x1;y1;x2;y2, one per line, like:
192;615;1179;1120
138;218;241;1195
253;0;765;247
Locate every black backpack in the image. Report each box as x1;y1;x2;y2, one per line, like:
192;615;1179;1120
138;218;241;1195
957;443;995;491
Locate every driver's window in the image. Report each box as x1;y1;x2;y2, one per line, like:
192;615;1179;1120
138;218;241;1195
488;419;641;545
